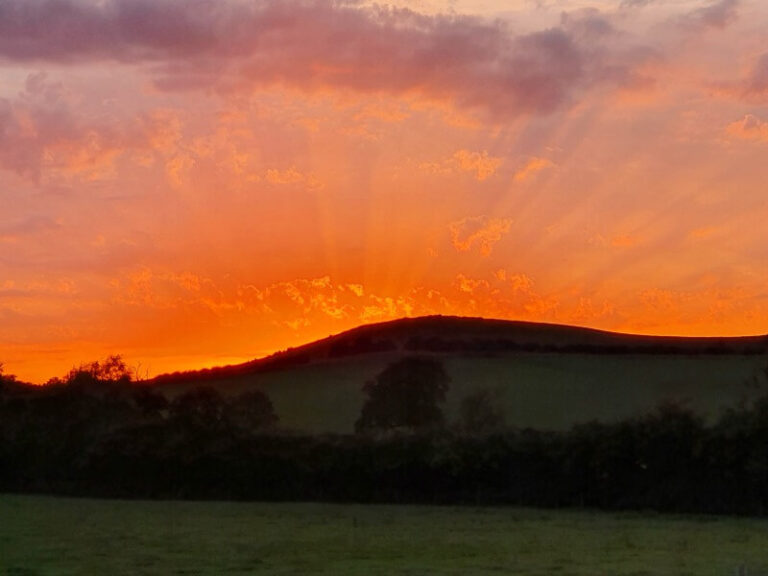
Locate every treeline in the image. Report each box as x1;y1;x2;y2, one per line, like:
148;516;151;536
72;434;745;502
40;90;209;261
3;358;768;514
404;336;768;356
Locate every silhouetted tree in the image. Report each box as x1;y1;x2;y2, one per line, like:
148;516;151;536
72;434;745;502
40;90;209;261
458;388;506;435
132;387;170;419
63;355;133;390
227;390;278;434
170;387;228;430
355;356;449;433
0;362;13;384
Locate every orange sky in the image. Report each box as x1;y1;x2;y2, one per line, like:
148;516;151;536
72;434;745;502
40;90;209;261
1;0;768;383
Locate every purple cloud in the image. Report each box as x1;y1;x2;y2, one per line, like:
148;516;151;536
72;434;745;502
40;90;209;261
0;0;648;118
687;0;740;30
744;53;768;97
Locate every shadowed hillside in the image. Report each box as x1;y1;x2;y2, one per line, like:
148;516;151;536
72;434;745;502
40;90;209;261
148;316;768;433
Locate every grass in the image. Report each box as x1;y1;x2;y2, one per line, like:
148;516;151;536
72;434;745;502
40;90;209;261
167;352;768;433
2;495;768;575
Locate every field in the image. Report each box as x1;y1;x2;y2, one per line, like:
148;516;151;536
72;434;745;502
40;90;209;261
151;317;768;434
164;352;768;433
2;495;768;575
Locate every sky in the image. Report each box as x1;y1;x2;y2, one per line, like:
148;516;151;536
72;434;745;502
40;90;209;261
1;0;767;383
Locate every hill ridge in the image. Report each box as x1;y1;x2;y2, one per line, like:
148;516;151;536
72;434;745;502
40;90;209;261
150;315;768;386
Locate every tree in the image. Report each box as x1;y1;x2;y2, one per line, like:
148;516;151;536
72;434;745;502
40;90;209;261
133;387;170;419
0;362;17;387
227;390;278;434
64;355;133;389
355;356;450;433
458;388;506;435
169;387;228;430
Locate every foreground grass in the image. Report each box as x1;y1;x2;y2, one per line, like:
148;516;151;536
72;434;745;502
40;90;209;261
1;495;767;575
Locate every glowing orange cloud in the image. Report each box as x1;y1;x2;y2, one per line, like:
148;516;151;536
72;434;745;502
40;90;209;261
513;157;554;182
727;114;768;142
449;217;512;256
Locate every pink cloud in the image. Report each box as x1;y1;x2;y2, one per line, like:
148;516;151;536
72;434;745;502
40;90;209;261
0;0;648;119
0;73;184;181
0;216;60;244
743;53;768;97
717;53;768;102
681;0;740;30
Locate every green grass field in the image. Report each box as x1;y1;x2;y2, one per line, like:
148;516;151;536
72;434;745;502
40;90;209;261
2;495;767;575
165;352;768;433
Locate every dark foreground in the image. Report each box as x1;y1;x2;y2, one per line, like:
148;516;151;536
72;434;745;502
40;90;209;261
1;495;767;575
5;361;768;515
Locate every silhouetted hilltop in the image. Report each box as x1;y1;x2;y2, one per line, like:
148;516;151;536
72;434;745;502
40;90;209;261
150;315;768;386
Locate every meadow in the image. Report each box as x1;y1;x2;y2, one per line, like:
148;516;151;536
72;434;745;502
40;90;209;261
2;495;767;575
167;351;767;434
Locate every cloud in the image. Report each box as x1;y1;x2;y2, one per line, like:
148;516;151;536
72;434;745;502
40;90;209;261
726;114;768;142
610;234;642;248
0;0;644;119
360;295;415;322
560;9;616;41
0;73;181;181
687;226;722;241
513;157;554;182
0;75;72;178
421;149;502;181
0;277;78;298
684;0;740;30
454;273;490;294
0;216;60;243
264;167;323;189
265;168;306;186
0;0;222;62
509;273;534;293
492;269;533;292
742;53;768;98
112;269;412;326
453;150;502;181
716;52;768;102
449;216;512;256
447;270;562;321
637;283;756;331
620;0;653;8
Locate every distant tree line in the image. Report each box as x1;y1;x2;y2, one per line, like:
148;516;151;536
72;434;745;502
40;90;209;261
404;336;768;356
3;356;768;515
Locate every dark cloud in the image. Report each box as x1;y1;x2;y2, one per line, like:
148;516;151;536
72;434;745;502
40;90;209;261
0;0;647;118
0;0;225;62
560;9;616;41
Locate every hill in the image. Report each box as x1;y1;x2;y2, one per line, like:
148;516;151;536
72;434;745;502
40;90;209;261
149;316;768;433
